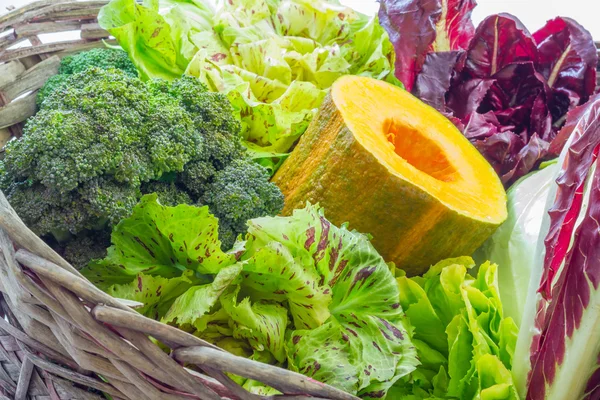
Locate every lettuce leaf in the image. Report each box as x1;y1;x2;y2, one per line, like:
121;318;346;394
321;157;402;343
241;205;418;398
82;194;237;288
100;0;400;169
105;270;199;320
221;286;289;363
391;258;519;399
162;264;243;325
86;197;416;397
98;0;214;80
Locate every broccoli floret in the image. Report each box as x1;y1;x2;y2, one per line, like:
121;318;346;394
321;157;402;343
62;230;111;270
201;159;284;249
5;179;140;239
59;48;137;77
167;76;246;196
5;66;276;260
37;48;137;106
36;75;69;107
141;181;193;206
7;68;202;193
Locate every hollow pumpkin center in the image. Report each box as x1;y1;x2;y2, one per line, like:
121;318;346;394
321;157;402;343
384;118;458;182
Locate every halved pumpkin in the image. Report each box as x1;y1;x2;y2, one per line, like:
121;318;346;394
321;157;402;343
273;75;507;275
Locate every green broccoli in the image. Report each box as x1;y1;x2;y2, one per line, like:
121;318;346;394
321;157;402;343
202;159;284;249
36;75;69;107
140;181;193;207
3;68;202;240
167;76;246;197
62;230;112;270
37;48;137;106
59;48;138;76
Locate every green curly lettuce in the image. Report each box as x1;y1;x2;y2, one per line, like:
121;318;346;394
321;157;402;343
389;257;520;399
86;195;416;398
82;194;237;288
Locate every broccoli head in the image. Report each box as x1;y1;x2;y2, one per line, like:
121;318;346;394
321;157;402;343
3;68;204;245
6;68;202;193
166;76;246;197
37;48;137;106
36;74;69;107
140;181;193;207
4;178;139;240
59;48;137;77
201;159;284;249
5;62;281;268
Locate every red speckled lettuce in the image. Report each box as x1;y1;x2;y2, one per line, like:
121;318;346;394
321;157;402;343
242;205;418;398
512;94;600;400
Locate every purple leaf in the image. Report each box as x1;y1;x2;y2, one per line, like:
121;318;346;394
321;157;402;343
378;0;476;91
430;0;476;51
540;94;600;299
464;14;537;79
463;111;511;140
516;95;600;400
413;51;465;110
447;78;495;119
533;17;598;124
500;133;549;185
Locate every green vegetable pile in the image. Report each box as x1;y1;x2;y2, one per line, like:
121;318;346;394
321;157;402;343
1;49;283;268
99;0;401;170
83;196;418;398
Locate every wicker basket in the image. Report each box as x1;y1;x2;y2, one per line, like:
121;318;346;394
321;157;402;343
0;1;599;399
0;2;363;399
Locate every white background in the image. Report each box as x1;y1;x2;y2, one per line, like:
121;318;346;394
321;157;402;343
3;0;600;41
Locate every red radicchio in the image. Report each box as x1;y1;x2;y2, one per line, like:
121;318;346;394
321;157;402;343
517;94;600;400
379;1;598;187
378;0;476;92
454;14;597;186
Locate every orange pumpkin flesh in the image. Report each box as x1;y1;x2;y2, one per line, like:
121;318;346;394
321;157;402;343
273;75;507;275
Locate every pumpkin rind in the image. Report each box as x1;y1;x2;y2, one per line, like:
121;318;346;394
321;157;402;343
273;76;507;275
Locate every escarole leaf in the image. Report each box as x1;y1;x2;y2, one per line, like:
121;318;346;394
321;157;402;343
240;240;332;330
513;94;600;400
98;0;212;80
242;205;418;398
221;286;289;363
391;258;519;399
161;264;242;326
82;194;237;288
105;270;199;320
